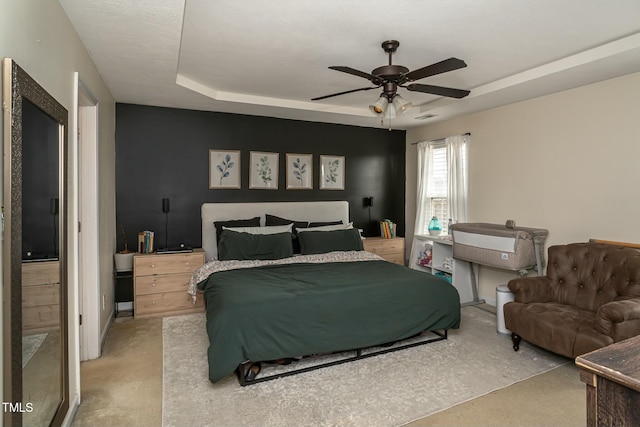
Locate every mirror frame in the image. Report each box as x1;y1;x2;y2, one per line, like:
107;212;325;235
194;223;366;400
2;58;69;426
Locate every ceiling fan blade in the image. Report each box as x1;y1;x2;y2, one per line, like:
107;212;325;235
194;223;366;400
329;66;382;84
311;86;379;101
406;83;470;99
402;58;467;82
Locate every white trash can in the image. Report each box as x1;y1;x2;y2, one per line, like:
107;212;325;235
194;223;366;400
496;284;515;334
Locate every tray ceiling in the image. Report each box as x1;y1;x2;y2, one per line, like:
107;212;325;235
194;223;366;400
59;0;640;129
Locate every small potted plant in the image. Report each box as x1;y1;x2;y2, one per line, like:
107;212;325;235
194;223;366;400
114;222;134;272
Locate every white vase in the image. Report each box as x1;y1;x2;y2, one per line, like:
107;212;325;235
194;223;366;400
114;252;134;272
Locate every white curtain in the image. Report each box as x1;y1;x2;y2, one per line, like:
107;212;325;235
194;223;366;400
412;140;435;238
446;134;469;225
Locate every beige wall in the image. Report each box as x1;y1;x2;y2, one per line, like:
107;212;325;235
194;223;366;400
406;72;640;303
1;0;116;422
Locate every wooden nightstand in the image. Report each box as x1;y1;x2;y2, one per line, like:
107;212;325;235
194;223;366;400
133;249;205;318
363;237;405;265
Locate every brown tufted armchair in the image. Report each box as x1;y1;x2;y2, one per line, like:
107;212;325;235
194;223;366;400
504;242;640;359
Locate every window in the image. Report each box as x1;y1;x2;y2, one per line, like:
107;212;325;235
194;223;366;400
425;143;449;232
417;136;468;235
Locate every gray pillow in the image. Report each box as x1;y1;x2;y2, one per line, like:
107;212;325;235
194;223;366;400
298;228;364;255
218;230;293;261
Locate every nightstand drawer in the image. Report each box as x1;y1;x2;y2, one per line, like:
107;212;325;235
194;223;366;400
364;239;404;255
23;305;60;331
22;261;60;286
135;291;204;317
22;283;59;307
135;273;192;296
134;252;203;276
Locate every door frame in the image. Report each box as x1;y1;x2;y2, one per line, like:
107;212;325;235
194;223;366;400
75;75;101;361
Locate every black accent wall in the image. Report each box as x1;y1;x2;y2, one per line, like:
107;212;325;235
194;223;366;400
115;104;405;251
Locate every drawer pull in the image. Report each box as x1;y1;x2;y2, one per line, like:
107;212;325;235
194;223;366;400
152;301;156;305
185;262;190;266
151;264;156;268
152;282;156;287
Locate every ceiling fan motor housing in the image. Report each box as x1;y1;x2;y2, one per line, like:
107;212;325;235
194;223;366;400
382;82;399;99
372;65;409;81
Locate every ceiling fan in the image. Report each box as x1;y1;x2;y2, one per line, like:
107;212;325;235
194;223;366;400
312;40;470;115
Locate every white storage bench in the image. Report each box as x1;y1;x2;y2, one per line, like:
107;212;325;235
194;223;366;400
450;223;548;275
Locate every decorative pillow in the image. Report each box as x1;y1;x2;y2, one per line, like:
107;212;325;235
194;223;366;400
308;220;343;228
213;217;261;244
265;214;309;254
296;222;353;233
298;228;364;255
218;230;293;261
265;214;309;231
223;224;293;234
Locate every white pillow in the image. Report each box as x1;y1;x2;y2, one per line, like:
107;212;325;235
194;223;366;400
296;222;353;233
223;224;293;235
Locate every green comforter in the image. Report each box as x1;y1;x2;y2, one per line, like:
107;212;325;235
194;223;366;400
197;254;460;383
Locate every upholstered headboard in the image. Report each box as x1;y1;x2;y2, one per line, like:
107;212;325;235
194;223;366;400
201;201;350;261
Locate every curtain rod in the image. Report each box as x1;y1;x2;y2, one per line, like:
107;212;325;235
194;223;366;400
410;132;470;145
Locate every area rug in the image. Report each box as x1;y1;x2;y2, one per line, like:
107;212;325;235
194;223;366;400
162;306;567;427
22;333;47;368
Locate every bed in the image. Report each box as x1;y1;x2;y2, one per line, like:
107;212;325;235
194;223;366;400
190;202;461;384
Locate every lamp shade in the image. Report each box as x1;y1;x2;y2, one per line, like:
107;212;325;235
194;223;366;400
369;96;388;115
384;103;396;119
392;94;411;115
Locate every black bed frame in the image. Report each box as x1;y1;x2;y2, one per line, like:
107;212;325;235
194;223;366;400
236;329;448;386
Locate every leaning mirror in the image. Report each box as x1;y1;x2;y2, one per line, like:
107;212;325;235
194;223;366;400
3;58;69;427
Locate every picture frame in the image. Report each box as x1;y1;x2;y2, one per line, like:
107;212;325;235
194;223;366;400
320;155;345;190
209;149;241;189
249;151;279;189
286;153;312;190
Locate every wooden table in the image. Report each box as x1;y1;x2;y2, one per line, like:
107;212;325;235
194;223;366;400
575;335;640;426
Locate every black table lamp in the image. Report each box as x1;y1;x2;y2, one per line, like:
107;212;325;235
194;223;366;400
157;197;192;253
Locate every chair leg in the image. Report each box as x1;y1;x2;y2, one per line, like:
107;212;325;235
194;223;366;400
511;333;521;352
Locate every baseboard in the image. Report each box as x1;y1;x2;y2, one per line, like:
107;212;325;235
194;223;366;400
483;296;496;306
61;393;80;427
100;308;115;353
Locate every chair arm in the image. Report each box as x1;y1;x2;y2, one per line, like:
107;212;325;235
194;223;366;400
507;276;553;304
595;297;640;341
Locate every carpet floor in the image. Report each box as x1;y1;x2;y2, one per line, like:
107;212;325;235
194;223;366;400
72;306;586;427
162;306;571;427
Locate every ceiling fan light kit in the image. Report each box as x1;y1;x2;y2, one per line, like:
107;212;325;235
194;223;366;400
312;40;470;125
369;96;388;115
392;94;411;114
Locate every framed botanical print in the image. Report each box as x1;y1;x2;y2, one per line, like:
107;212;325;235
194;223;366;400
320;155;345;190
286;153;312;190
209;149;241;189
249;151;278;189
